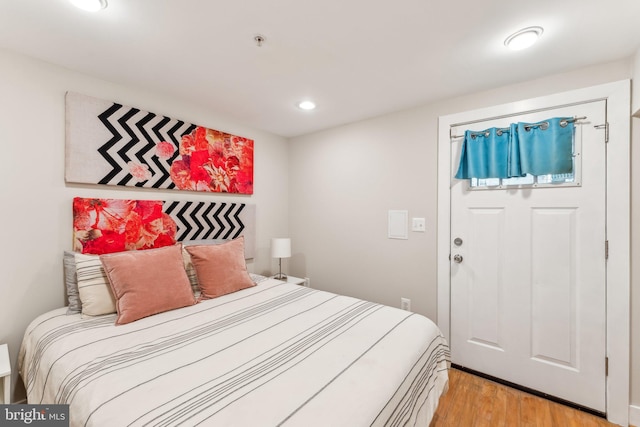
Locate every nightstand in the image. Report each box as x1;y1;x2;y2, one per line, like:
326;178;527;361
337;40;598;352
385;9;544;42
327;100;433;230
0;344;10;404
285;276;307;286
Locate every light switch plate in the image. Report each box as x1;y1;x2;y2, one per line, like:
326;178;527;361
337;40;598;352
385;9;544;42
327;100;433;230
412;217;426;232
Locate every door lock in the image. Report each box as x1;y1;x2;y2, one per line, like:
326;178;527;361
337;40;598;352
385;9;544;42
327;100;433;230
453;254;463;263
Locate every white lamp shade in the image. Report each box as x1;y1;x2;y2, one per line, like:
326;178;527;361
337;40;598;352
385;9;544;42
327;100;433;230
271;238;291;258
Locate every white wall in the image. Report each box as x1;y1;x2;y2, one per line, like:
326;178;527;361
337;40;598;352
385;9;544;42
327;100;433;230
288;105;440;316
289;59;638;406
0;48;290;402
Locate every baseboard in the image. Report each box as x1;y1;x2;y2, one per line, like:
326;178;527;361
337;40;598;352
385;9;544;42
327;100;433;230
630;404;640;427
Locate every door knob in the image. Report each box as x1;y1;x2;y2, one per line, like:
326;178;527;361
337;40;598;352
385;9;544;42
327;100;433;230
453;254;463;263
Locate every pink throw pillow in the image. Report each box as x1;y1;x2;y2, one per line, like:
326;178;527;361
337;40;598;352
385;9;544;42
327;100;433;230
185;237;255;300
100;244;196;325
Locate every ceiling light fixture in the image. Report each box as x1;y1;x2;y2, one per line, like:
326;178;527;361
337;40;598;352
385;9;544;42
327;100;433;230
504;26;543;51
297;101;316;111
70;0;108;12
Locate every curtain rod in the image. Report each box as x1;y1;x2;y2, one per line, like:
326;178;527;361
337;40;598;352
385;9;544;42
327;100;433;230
449;116;587;139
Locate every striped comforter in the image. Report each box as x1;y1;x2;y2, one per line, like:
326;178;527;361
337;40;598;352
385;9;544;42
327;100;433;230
19;279;449;427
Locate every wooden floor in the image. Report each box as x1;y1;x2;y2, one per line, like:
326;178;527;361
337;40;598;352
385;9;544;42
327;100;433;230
429;369;619;427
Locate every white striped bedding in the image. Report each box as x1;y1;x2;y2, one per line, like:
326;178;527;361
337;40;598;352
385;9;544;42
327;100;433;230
19;279;449;427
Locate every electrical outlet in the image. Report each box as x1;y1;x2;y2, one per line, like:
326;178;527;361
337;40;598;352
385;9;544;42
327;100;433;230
401;297;411;311
304;277;311;288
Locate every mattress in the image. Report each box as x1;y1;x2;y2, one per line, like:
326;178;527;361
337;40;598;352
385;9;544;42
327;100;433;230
19;279;449;426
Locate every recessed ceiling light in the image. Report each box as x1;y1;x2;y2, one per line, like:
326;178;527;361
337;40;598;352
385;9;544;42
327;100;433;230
504;26;543;51
70;0;108;12
297;100;316;111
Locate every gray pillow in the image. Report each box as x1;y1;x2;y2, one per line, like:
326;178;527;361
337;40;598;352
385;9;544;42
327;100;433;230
64;251;82;314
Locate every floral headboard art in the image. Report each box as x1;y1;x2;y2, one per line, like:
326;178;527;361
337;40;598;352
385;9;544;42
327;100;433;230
73;197;256;258
65;92;254;194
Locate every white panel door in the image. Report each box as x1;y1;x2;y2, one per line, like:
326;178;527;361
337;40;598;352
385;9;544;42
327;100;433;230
449;100;606;411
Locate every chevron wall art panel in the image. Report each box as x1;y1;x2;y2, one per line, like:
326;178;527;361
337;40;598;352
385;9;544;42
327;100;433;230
65;92;254;194
73;197;256;258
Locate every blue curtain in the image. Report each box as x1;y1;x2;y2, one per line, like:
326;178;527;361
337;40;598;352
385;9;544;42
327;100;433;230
454;126;512;179
513;117;574;176
455;117;574;179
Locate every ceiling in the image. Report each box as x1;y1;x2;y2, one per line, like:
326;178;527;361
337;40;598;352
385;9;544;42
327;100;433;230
2;0;640;137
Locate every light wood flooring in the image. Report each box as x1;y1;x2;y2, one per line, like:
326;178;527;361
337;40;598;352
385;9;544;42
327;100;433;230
429;368;620;427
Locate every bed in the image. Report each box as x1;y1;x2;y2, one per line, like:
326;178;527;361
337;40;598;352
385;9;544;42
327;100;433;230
18;241;449;427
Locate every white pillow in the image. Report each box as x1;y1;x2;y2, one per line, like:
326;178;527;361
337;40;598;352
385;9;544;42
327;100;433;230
74;253;116;316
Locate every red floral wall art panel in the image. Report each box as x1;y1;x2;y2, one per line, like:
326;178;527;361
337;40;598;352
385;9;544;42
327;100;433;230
65;92;254;195
73;198;176;254
73;198;257;257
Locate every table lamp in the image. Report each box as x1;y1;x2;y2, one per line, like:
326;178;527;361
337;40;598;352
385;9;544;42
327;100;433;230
271;238;291;280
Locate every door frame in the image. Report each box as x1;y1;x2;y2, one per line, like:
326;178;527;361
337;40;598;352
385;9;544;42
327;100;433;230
436;80;630;426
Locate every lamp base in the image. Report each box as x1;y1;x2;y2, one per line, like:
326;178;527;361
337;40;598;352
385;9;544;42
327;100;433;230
273;273;288;281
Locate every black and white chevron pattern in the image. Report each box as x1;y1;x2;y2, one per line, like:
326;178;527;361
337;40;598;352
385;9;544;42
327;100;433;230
97;103;196;188
163;201;246;242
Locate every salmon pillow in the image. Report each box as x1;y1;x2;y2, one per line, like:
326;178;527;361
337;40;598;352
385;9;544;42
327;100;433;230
100;244;196;325
185;237;255;300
